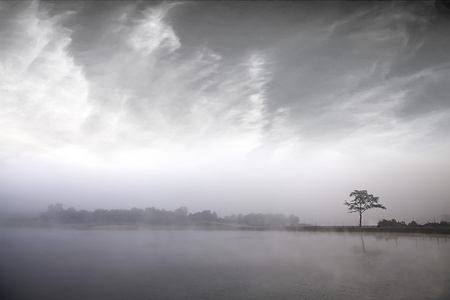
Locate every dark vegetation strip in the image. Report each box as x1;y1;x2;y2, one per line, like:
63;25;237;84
2;203;300;229
286;226;450;235
2;204;449;234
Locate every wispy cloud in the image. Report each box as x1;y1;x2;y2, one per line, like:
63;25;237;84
1;1;277;167
0;1;89;160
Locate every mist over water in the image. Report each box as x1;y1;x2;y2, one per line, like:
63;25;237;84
1;229;449;300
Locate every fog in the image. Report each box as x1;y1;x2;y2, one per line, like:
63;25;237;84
1;229;449;299
1;1;450;225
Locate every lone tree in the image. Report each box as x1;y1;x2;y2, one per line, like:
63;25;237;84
344;190;386;227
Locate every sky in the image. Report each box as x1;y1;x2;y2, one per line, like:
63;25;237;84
1;0;449;225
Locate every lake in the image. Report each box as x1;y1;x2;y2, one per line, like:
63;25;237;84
1;228;449;299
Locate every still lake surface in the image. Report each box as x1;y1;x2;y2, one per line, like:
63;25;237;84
1;228;449;300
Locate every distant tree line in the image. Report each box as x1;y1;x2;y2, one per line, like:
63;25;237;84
377;219;450;228
40;204;300;228
223;213;299;227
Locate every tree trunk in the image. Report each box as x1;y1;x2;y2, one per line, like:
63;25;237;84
359;212;362;227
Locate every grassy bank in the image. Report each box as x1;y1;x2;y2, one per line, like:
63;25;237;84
286;226;450;235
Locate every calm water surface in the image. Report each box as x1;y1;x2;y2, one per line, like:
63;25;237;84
1;228;449;299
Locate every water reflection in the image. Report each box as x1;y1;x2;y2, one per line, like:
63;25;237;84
0;229;449;299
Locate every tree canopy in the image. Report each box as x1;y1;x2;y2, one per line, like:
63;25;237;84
344;190;386;226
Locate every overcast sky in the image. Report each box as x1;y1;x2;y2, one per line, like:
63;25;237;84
1;1;449;225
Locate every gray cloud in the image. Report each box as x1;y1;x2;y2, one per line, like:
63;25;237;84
1;1;449;224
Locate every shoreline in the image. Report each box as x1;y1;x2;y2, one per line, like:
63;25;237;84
286;225;450;235
2;222;450;234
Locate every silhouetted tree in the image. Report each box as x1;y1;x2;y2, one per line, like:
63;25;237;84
227;213;298;228
378;219;407;227
41;203;64;222
174;207;189;225
440;220;450;226
344;190;386;227
408;220;419;227
288;214;299;226
188;210;218;224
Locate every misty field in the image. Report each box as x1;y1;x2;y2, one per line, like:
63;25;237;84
1;229;449;300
